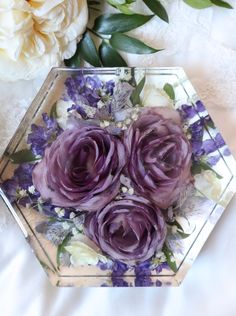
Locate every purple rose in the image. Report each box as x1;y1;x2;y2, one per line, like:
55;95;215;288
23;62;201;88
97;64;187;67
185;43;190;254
32;126;126;211
84;195;167;263
125;107;192;209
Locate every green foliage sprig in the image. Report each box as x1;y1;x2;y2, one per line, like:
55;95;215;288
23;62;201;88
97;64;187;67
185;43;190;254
65;0;233;67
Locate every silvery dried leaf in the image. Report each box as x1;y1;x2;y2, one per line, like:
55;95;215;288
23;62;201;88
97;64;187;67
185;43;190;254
73;214;85;229
111;82;134;112
36;221;72;246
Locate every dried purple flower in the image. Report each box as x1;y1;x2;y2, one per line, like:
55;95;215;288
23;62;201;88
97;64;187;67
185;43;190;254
32;125;126;211
27;114;61;156
125;107;192;209
84;195;167;263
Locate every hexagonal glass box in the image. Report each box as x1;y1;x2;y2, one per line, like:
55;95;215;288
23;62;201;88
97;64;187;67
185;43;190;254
0;67;235;287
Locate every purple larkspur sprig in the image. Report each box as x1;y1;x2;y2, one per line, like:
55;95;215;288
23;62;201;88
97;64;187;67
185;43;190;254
111;261;129;287
1;163;39;206
27;113;62;156
65;75;115;109
134;260;154;287
179;100;206;121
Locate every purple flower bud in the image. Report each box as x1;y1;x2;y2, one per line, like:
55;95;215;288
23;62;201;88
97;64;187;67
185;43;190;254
84;195;167;263
32;126;126;211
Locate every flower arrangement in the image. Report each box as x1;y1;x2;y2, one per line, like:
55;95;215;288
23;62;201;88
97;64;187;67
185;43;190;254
0;0;233;81
1;72;231;286
65;0;234;68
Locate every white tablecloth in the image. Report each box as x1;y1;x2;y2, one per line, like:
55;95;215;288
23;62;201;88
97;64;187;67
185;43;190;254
1;1;236;315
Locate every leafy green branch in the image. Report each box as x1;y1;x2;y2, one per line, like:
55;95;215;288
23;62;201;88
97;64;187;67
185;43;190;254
64;0;233;68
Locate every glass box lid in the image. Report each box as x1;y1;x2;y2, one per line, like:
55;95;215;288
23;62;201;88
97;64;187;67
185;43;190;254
0;67;235;287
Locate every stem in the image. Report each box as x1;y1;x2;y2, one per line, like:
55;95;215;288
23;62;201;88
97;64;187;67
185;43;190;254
87;27;104;40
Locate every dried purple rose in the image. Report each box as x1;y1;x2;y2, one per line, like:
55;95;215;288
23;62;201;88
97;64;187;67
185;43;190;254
84;195;167;263
32;126;126;211
125;107;192;209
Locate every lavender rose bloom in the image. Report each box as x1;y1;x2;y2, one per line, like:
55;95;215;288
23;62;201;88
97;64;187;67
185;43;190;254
125;107;192;209
32;126;126;211
84;195;167;263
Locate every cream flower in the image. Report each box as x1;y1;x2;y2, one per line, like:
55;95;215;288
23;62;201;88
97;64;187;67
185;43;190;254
194;170;222;203
0;0;88;81
65;234;108;267
141;84;173;108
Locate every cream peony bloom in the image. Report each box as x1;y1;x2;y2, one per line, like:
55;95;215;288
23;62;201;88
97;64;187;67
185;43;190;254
0;0;88;81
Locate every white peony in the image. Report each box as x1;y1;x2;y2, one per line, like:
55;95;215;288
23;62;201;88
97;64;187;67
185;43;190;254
0;0;88;81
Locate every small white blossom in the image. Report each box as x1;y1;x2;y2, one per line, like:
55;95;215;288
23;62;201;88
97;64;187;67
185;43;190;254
170;256;175;263
153;251;166;264
128;188;134;195
72;227;80;237
55;207;65;218
125;118;131;125
131;113;138;120
155;251;165;259
83;105;97;118
62;222;70;230
103;120;110;127
19;189;27;197
97;100;105;109
116;122;122;128
28;185;36;194
69;212;76;219
121;186;128;193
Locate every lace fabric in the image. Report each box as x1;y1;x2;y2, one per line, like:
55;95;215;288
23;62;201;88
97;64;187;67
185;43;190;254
0;0;236;232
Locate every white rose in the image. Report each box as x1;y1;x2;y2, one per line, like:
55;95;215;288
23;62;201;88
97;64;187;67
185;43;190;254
141;84;173;108
0;0;88;81
194;170;222;203
65;234;108;267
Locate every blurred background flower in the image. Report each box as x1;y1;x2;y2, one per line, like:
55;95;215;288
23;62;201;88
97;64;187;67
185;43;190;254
0;0;88;81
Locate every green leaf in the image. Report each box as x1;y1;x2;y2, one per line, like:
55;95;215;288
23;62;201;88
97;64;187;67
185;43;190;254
57;233;72;269
176;230;191;239
130;77;146;105
50;103;58;119
162;243;178;273
7;149;39;164
163;83;175;100
143;0;169;22
191;160;223;179
77;31;101;67
211;0;233;9
110;33;160;54
99;41;127;67
167;220;184;232
183;0;213;9
93;13;154;35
